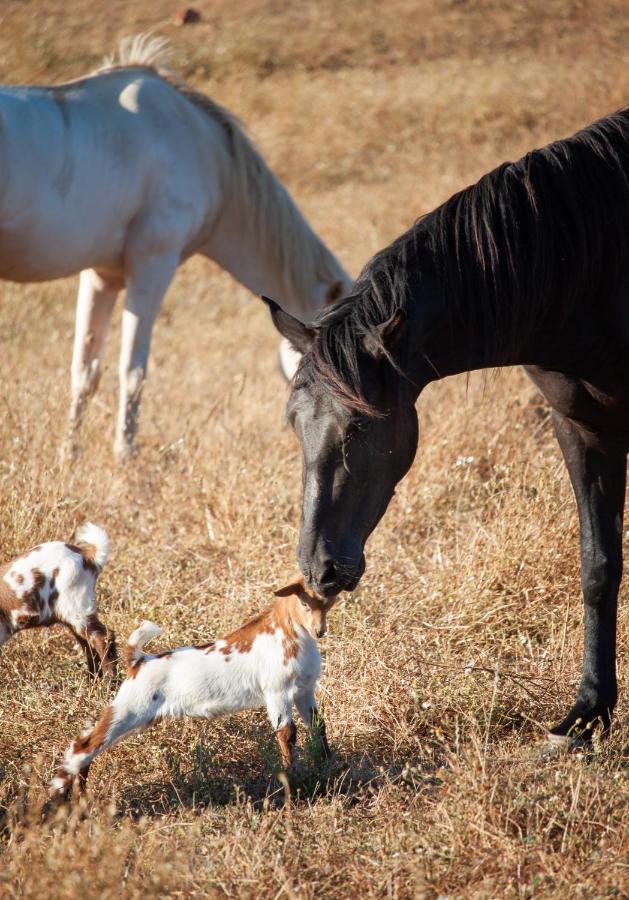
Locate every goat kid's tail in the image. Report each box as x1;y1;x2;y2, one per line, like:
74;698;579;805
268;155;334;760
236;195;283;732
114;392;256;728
124;620;163;675
75;522;110;569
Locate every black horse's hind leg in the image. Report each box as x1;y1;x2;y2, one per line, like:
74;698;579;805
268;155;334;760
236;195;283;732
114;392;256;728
550;411;626;741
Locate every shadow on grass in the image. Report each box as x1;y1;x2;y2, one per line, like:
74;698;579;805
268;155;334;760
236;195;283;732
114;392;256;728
111;730;443;821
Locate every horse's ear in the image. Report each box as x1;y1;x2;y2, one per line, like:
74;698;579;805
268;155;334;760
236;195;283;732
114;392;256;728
274;574;305;597
363;308;406;358
261;296;315;354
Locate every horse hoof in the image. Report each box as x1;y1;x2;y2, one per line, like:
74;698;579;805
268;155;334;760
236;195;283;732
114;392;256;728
542;730;592;758
58;439;80;465
113;441;138;463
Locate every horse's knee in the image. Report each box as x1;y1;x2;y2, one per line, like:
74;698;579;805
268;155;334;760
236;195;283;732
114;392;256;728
581;554;622;607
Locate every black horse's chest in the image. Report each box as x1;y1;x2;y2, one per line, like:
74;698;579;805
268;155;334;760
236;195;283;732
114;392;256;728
525;365;629;436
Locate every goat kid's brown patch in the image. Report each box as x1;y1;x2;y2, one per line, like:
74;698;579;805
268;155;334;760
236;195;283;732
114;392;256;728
0;564;20;618
282;635;299;665
73;705;113;756
123;644;144;678
222;607;276;654
65;542;100;576
0;563;48;628
277;722;297;767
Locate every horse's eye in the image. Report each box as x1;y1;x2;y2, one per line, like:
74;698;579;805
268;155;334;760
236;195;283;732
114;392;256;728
300;599;309;609
342;420;363;472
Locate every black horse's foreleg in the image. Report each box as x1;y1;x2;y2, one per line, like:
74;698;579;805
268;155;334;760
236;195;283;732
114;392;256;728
550;412;626;741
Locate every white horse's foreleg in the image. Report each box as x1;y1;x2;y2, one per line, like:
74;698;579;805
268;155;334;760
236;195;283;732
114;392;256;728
66;270;119;454
114;254;178;460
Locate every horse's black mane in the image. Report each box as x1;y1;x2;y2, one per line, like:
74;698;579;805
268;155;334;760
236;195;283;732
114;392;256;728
302;107;629;412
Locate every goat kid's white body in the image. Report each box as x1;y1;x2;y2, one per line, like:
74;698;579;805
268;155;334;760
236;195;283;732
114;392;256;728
124;630;321;726
0;523;108;641
54;618;322;786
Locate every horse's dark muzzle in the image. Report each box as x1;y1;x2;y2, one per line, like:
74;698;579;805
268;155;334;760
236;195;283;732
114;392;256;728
306;553;365;598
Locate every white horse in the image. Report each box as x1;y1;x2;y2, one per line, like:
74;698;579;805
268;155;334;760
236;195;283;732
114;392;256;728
0;36;351;458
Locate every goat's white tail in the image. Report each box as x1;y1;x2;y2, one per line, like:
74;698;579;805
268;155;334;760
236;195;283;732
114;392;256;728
75;522;110;569
124;620;163;675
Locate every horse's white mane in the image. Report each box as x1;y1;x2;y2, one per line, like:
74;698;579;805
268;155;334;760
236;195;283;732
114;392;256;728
100;35;345;310
101;33;173;72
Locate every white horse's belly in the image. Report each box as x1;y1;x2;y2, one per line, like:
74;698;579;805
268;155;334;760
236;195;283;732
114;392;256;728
0;211;127;282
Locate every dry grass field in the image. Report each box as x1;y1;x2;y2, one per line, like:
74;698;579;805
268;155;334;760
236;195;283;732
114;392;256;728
0;1;628;896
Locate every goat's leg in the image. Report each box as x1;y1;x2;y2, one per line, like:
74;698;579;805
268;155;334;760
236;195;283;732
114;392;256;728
85;614;117;678
265;693;296;768
67;614;116;679
49;689;159;804
0;621;12;651
68;626;98;677
295;689;331;759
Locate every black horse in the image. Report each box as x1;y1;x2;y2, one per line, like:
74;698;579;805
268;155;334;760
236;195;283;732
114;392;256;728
263;106;629;744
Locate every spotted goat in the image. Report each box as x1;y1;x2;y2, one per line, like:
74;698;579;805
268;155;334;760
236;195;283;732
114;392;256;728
0;523;116;677
50;576;339;801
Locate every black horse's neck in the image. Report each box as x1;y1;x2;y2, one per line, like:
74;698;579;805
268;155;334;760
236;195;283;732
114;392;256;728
394;110;629;391
306;107;629;414
400;232;575;393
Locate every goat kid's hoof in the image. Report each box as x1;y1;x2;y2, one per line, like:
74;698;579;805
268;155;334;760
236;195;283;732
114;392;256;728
41;794;71;824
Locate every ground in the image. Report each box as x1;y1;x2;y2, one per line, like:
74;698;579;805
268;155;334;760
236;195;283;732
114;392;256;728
0;1;627;897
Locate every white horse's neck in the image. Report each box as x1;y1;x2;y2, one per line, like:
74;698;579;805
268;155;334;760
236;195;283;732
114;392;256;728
199;108;351;322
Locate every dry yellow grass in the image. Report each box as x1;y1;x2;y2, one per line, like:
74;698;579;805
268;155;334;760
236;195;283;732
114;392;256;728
0;1;627;897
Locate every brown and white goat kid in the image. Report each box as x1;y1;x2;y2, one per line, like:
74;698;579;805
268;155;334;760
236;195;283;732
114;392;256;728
50;576;339;802
0;523;116;677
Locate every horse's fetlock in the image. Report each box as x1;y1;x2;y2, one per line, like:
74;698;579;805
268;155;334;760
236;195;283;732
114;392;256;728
124;366;145;403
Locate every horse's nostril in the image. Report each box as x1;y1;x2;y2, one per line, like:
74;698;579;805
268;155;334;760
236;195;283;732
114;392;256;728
319;560;337;585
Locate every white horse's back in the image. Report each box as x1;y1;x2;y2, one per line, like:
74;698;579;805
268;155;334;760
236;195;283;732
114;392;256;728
0;69;224;282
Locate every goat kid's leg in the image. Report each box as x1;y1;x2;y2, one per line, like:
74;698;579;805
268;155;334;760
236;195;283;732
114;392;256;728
68;615;116;679
0;622;12;650
68;627;97;678
49;688;159;804
295;690;331;759
50;704;117;803
265;694;296;769
550;413;626;743
65;269;119;457
85;614;117;678
114;253;178;460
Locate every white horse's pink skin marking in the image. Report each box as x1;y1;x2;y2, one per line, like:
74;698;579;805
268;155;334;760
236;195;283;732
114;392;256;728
0;36;351;458
50;576;339;802
0;524;116;677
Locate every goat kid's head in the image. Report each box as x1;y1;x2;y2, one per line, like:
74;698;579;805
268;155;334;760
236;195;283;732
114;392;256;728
275;575;341;639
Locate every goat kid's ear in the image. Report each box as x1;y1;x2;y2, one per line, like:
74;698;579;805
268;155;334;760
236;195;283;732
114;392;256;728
261;296;315;354
274;574;305;597
362;308;406;359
